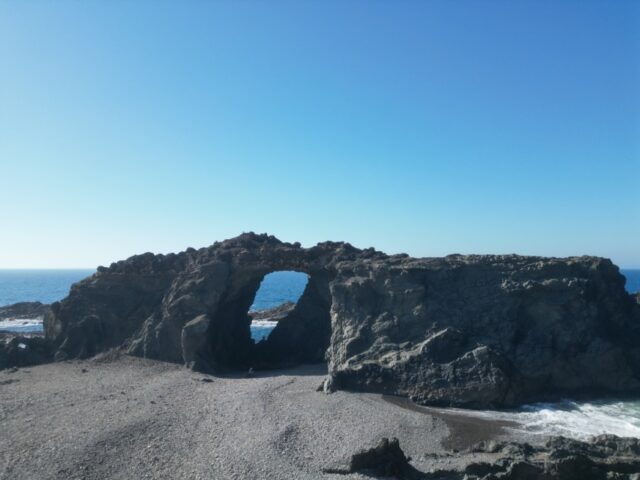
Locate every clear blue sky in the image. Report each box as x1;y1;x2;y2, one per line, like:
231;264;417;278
1;1;638;268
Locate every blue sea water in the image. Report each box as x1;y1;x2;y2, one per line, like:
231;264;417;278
622;269;640;294
0;269;95;306
249;271;309;311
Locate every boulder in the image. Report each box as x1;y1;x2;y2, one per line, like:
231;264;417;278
324;437;420;479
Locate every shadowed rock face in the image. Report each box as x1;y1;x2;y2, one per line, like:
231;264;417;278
44;233;640;407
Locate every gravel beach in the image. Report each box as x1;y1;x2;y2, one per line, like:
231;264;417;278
1;356;528;480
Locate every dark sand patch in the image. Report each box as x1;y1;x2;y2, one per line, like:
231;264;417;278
382;395;519;451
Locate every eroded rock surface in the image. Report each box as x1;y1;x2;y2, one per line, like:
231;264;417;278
324;437;421;478
457;435;640;480
43;233;640;407
326;254;640;407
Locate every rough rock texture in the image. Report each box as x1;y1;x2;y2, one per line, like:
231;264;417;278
455;435;640;480
329;435;640;479
0;301;50;321
324;437;421;478
44;233;640;407
326;254;640;407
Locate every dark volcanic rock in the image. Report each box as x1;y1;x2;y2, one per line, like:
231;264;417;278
326;254;640;407
324;437;420;478
460;435;640;479
329;435;640;479
0;301;50;321
44;233;640;407
0;335;53;370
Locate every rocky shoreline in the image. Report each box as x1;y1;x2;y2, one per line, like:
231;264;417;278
1;357;638;479
331;435;640;479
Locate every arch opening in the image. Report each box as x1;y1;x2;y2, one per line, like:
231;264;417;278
249;269;332;370
249;271;309;342
196;268;333;373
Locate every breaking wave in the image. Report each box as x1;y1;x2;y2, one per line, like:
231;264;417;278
445;399;640;439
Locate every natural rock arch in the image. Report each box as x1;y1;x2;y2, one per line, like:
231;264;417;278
45;234;366;372
185;266;334;372
44;233;640;408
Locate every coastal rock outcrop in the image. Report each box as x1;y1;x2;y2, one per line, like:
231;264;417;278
326;254;640;407
336;435;640;479
459;435;640;479
43;233;640;407
0;301;50;321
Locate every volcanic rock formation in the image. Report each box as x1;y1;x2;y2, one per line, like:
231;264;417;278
43;233;640;408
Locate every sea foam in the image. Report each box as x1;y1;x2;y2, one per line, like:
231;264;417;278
0;318;44;333
439;399;640;439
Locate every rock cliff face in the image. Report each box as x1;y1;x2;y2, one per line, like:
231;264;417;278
327;254;640;407
43;233;640;407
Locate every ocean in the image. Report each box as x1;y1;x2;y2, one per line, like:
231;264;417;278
1;268;639;439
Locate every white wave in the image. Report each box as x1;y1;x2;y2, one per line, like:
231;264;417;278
0;318;43;329
250;320;279;327
436;399;640;440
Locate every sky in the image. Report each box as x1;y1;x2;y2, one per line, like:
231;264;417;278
0;1;638;268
